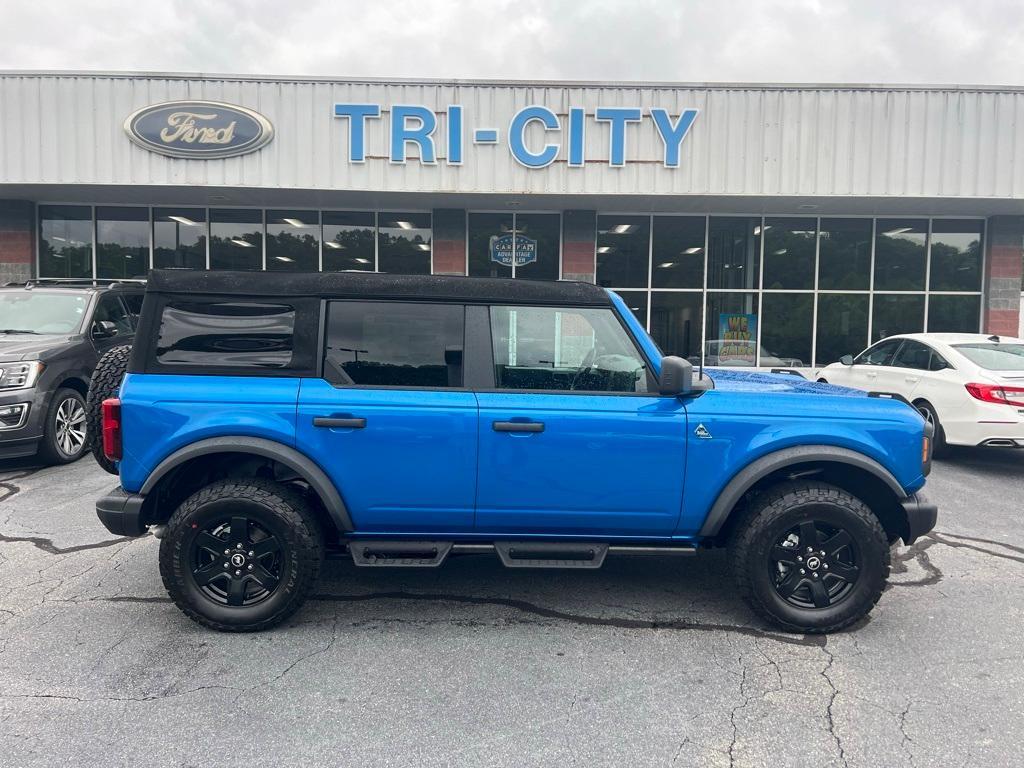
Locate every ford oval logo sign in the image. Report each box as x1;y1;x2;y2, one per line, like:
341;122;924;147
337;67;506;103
124;100;274;159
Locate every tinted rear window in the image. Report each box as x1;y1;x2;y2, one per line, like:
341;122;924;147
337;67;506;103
156;301;295;368
953;343;1024;371
325;301;464;387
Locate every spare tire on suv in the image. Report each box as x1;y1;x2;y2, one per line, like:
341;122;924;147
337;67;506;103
86;344;132;474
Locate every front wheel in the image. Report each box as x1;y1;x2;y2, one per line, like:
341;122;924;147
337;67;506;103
159;479;324;632
37;388;89;465
729;481;890;633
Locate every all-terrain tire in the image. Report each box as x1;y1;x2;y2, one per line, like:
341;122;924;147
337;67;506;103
159;478;325;632
86;344;131;474
729;481;890;634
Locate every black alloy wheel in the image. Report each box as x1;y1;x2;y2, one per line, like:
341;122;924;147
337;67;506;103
768;519;860;610
159;478;324;632
729;481;889;634
190;515;285;608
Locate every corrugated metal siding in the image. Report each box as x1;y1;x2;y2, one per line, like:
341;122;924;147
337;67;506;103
1;74;1022;198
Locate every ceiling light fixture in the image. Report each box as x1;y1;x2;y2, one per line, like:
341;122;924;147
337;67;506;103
324;241;344;249
597;246;613;254
230;238;255;248
353;257;371;264
612;224;634;234
883;227;914;236
274;256;294;262
282;217;307;228
415;243;431;251
395;221;415;230
657;262;676;268
682;247;702;255
167;215;200;227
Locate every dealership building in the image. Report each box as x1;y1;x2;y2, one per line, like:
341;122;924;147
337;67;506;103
1;71;1022;368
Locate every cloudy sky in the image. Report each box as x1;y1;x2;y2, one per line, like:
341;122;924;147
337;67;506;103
2;0;1023;85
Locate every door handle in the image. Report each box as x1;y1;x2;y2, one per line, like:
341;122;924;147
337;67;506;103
313;416;367;429
905;376;920;384
492;421;544;433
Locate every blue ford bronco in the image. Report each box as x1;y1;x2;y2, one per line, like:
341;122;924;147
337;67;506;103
92;270;937;633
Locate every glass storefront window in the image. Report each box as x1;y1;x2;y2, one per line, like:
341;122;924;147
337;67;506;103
928;294;981;333
153;208;206;269
816;294;869;364
929;220;984;292
818;218;872;290
38;205;92;278
651;216;705;289
707;217;760;290
378;212;431;274
874;219;927;291
596;215;650;288
96;207;149;279
613;290;648;329
761;293;812;367
703;292;760;366
210;209;263;271
322;211;375;272
872;293;924;341
650;292;702;361
512;213;560;281
762;218;816;290
267;210;319;272
468;212;514;279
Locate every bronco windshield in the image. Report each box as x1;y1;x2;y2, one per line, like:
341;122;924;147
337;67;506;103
954;343;1024;371
0;292;89;334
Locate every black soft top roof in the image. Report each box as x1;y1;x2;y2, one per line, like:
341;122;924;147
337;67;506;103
146;269;612;306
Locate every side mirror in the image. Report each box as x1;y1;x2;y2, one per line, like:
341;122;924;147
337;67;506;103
92;320;118;339
659;355;693;397
840;354;854;366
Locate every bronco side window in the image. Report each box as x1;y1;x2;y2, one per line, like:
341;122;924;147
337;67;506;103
324;301;465;388
155;301;296;369
489;305;649;393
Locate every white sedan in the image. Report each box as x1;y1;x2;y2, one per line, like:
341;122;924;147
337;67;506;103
817;333;1024;455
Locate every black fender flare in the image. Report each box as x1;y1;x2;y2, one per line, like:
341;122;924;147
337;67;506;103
140;436;353;532
697;445;908;538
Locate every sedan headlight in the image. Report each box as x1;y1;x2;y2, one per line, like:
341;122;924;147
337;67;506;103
0;361;45;389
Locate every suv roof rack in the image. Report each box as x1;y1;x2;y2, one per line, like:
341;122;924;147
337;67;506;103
9;278;147;290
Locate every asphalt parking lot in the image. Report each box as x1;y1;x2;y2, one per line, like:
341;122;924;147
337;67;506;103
1;451;1023;767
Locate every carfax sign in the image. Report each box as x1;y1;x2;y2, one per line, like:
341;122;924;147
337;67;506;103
489;234;538;267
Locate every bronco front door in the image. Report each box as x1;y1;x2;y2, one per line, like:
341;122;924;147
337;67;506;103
296;300;478;533
473;304;687;537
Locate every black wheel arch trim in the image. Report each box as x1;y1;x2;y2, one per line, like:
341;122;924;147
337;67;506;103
698;444;909;538
140;436;354;532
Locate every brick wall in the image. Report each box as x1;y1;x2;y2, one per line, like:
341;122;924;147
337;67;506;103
561;210;596;282
431;208;466;275
984;216;1024;336
0;200;34;283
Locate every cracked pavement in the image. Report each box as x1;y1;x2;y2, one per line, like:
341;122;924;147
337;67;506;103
1;450;1023;767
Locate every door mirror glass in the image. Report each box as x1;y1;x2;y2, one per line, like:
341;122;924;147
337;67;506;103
92;319;118;339
659;355;693;396
840;354;854;366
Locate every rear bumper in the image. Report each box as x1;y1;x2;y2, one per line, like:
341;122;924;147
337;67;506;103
96;485;148;537
900;491;938;545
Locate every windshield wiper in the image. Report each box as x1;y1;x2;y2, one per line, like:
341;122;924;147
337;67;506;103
0;329;40;335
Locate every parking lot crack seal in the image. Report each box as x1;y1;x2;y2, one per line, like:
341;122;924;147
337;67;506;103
308;591;827;647
0;532;142;555
929;531;1024;565
821;642;849;768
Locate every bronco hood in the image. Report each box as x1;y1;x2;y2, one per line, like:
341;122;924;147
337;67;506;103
706;368;865;397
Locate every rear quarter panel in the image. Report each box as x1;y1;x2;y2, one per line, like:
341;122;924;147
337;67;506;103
677;389;927;536
117;373;301;493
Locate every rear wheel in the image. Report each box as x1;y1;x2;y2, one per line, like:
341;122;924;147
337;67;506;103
915;400;949;458
730;481;889;633
159;479;324;632
86;345;132;474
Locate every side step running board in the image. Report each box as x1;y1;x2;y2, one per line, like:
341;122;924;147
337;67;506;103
350;541;453;567
494;541;608;569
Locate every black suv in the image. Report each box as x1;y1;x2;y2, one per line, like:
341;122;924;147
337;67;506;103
0;279;144;463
